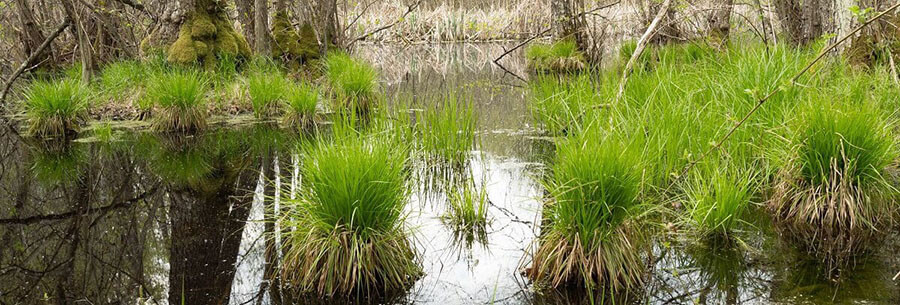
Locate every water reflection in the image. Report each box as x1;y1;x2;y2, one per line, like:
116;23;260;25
1;43;899;304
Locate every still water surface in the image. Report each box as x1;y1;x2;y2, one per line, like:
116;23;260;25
0;43;898;305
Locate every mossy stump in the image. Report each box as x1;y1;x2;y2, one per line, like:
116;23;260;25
142;0;251;68
272;13;320;68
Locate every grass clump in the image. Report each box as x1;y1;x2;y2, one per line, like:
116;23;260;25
418;96;477;164
247;72;290;118
282;82;319;130
280;135;421;297
441;182;490;244
325;52;379;114
526;129;647;292
770;101;896;265
23;79;91;138
145;70;208;132
683;165;757;238
525;39;586;72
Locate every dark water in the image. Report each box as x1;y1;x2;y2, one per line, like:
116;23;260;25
1;43;899;305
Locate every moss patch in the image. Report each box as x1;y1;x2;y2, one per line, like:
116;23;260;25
166;3;252;67
272;13;320;68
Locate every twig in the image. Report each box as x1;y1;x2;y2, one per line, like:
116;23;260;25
888;47;900;87
1;19;71;107
348;0;422;46
665;2;900;194
616;0;672;102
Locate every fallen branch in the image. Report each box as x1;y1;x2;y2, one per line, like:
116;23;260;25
616;0;672;102
1;19;71;107
666;2;900;194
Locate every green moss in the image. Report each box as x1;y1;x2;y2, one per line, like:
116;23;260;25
164;5;251;67
272;13;319;66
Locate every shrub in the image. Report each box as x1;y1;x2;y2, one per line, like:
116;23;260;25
282;82;318;130
526;129;647;291
23;79;91;137
145;70;208;132
280;135;420;297
247;72;289;118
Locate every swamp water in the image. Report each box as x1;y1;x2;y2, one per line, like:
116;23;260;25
1;43;898;305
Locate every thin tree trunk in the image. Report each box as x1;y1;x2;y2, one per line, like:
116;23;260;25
14;0;52;68
708;0;734;44
254;0;270;55
236;0;256;48
319;0;341;50
59;0;94;82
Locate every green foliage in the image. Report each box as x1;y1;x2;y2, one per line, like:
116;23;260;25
23;79;91;137
325;52;379;112
247;72;289;118
145;70;208;132
528;129;647;291
528;73;598;135
442;182;490;242
418;95;477;164
684;165;757;237
280;134;420;296
525;39;586;72
282;82;318;129
98;60;145;95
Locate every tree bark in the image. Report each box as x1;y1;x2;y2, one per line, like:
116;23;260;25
14;0;52;68
236;0;256;48
707;0;734;44
774;0;804;45
142;0;190;53
319;0;341;50
59;0;94;82
254;0;271;55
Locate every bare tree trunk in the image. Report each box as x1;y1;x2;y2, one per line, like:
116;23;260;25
254;0;271;55
643;0;680;45
774;0;804;45
236;0;256;48
14;0;53;68
319;0;341;50
708;0;734;44
60;0;94;82
142;0;190;53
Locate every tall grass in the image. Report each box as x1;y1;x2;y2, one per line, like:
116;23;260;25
526;128;647;291
282;82;319;130
145;70;208;132
418;96;477;164
683;165;757;237
247;72;290;118
23;79;91;137
525;39;586;72
325;52;379;114
280;135;420;297
441;182;490;243
528;73;597;136
770;100;896;264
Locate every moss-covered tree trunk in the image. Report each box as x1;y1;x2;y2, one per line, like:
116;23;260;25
142;0;251;67
272;0;319;66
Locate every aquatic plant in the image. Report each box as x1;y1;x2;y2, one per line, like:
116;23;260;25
528;73;596;136
247;71;289;118
683;165;757;237
770;101;896;264
526;129;646;292
145;70;208;132
23;79;91;138
418;96;477;164
525;39;586;72
280;135;420;297
282;82;318;130
441;182;490;243
325;52;379;114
